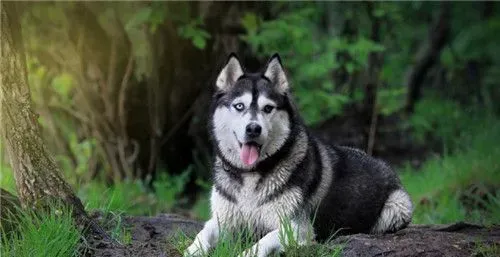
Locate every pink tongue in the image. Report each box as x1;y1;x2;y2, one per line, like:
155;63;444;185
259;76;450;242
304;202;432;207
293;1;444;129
240;144;259;165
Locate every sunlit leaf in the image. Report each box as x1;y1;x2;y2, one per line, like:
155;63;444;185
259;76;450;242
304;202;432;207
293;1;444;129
192;36;206;50
241;12;259;33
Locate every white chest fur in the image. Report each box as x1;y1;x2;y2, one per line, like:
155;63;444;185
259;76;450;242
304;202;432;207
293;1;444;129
211;173;302;235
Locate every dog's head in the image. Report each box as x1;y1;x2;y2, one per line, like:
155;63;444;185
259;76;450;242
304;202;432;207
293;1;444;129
211;53;294;169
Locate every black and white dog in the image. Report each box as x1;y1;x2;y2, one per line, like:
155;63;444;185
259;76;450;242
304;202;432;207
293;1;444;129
185;54;413;257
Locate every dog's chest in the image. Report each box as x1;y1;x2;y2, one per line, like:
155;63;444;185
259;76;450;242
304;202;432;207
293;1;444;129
213;172;302;232
235;174;269;214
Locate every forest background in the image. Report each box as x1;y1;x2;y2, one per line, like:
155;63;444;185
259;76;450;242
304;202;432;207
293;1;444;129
1;1;499;256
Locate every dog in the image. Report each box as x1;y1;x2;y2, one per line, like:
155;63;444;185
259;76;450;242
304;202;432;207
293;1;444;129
185;53;413;257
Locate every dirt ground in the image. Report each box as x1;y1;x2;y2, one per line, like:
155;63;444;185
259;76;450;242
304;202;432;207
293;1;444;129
88;214;202;257
87;214;500;257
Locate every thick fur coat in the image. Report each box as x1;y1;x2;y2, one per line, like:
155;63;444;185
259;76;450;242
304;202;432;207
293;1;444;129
185;54;413;257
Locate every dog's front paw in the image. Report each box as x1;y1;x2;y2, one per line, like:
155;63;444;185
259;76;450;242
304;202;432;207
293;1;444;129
184;241;209;257
237;246;259;257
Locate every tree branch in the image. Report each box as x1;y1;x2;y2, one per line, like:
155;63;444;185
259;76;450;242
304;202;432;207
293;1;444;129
404;2;451;114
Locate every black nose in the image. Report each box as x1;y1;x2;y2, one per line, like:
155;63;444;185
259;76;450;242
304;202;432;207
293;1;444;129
245;123;262;138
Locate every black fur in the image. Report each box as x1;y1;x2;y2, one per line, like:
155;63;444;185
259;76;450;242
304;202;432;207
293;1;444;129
312;145;402;240
210;53;408;240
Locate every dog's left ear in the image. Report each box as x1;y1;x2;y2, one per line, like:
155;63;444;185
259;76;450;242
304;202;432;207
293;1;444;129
264;53;289;93
216;53;244;91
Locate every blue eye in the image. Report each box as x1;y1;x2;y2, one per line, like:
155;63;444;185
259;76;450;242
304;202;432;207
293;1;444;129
263;105;274;114
233;103;245;111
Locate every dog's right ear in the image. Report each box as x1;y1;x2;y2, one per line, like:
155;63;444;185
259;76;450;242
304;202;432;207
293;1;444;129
216;53;244;91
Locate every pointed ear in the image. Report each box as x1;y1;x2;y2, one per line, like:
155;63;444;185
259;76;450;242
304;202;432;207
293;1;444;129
216;53;244;91
264;53;289;93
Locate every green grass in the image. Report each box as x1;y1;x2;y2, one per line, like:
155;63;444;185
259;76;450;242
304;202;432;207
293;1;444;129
401;107;500;225
77;168;191;216
171;218;343;257
190;193;211;220
0;204;82;257
472;241;500;257
96;211;133;245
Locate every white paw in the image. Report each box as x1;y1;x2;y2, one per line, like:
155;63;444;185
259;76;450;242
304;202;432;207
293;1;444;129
237;246;260;257
184;241;209;257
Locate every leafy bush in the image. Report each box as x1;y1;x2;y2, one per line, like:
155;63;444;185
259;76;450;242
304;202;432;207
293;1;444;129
78;168;191;215
242;6;384;125
402;111;500;225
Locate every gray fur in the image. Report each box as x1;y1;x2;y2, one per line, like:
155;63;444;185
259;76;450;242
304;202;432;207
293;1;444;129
185;54;413;257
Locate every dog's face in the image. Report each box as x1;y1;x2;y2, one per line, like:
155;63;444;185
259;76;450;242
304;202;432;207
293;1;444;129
211;54;292;169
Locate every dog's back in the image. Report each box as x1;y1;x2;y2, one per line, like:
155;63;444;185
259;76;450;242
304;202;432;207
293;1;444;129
312;144;412;240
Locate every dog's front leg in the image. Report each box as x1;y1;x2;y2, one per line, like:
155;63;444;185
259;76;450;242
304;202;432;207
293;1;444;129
238;219;312;257
184;218;220;256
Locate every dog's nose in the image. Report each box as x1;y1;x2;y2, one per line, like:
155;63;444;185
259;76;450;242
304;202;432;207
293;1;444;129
245;123;262;138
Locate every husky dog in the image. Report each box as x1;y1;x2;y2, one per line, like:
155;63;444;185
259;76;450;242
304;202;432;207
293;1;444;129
185;53;413;257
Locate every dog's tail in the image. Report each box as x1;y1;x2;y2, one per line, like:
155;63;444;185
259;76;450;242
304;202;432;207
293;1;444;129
371;189;413;234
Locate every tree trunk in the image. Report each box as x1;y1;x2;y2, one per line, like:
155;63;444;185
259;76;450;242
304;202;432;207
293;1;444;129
404;2;450;114
364;1;383;156
0;2;110;240
1;1;82;211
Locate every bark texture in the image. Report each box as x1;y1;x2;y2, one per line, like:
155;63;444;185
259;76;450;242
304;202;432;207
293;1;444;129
0;2;116;241
0;2;84;212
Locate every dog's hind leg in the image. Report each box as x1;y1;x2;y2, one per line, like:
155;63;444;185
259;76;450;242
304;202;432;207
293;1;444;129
371;189;413;234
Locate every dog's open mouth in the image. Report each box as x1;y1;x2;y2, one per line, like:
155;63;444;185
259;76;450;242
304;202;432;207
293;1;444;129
233;132;262;166
240;141;261;166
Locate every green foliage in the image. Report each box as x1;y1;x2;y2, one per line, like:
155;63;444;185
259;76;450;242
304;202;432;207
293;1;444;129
242;6;384;124
190;194;211;220
11;3;500;248
78;168;191;215
60;138;97;185
153;167;192;211
409;97;467;148
126;3;167;33
402;108;500;225
178;18;211;50
0;163;16;194
377;87;406;116
188;177;214;220
126;2;211;49
440;11;500;111
1;204;81;257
